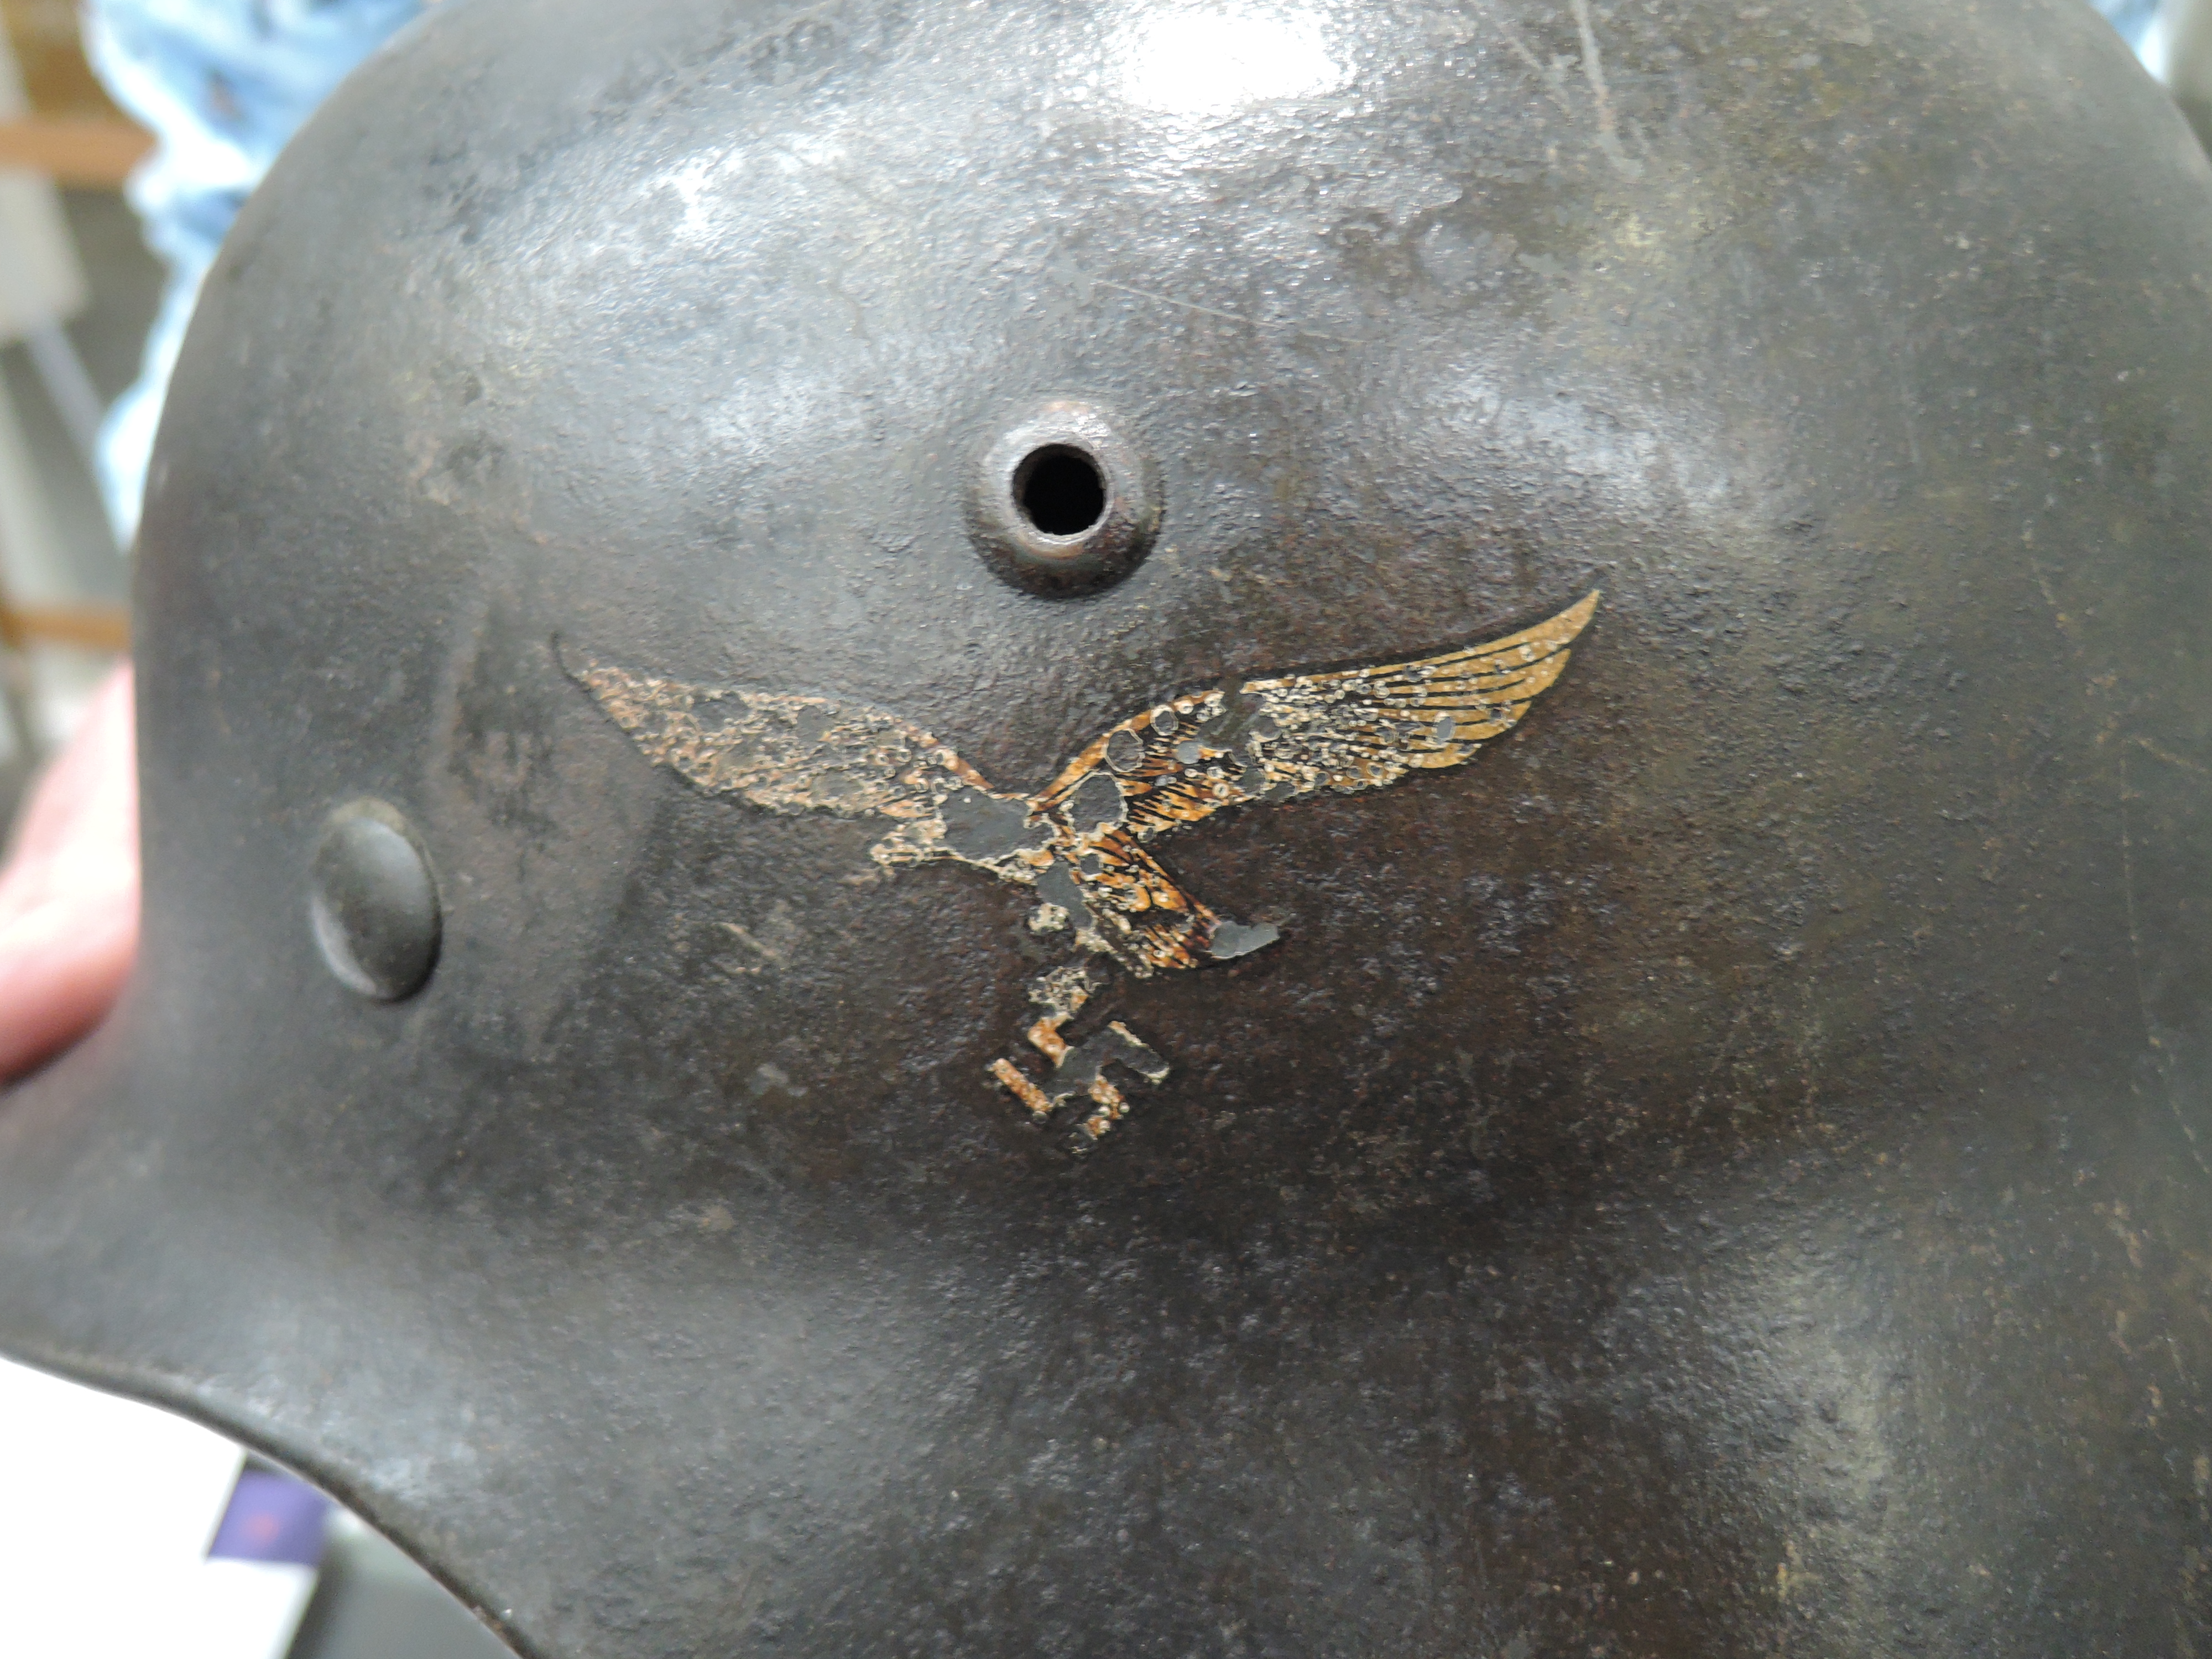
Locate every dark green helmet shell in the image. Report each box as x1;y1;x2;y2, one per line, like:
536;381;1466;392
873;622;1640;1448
5;0;2209;1653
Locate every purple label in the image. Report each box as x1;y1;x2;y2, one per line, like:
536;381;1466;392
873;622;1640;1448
206;1469;331;1567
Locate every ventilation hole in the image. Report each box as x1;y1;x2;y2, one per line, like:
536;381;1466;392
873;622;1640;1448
1016;445;1108;536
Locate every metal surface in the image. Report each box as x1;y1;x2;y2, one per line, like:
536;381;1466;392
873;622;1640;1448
308;800;442;1001
969;400;1160;593
2;0;2210;1653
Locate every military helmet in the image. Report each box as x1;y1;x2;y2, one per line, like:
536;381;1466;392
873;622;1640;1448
5;0;2210;1652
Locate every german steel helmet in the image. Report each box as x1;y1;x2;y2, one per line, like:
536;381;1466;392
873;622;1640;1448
4;0;2210;1652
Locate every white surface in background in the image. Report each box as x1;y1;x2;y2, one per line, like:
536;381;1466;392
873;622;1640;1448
0;1355;317;1659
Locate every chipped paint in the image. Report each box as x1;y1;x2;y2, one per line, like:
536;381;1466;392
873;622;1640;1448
987;966;1171;1145
572;591;1599;980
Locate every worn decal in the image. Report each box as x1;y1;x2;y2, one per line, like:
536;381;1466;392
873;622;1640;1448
572;591;1599;1145
986;965;1171;1145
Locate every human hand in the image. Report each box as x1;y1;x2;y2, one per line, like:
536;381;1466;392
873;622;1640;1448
0;664;138;1081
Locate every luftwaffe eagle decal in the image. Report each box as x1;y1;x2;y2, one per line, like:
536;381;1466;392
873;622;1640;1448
573;590;1598;1145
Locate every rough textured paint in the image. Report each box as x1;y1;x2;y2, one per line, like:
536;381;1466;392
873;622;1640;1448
572;590;1599;977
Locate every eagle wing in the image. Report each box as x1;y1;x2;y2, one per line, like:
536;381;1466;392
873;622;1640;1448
1032;591;1599;843
570;657;1037;870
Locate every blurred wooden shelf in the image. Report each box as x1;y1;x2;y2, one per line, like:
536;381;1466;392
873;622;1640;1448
1;603;128;653
0;116;152;187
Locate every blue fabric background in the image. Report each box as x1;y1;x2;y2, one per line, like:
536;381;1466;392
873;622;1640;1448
83;0;422;540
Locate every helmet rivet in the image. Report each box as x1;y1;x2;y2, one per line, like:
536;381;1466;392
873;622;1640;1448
968;399;1160;596
308;800;442;1001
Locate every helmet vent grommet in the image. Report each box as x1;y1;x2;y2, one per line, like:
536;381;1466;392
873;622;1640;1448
308;799;442;1002
968;399;1160;596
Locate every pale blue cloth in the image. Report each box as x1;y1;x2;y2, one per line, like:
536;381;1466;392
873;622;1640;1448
2098;0;2166;53
82;0;421;542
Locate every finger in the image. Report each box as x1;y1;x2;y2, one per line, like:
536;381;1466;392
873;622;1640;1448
0;663;139;1080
